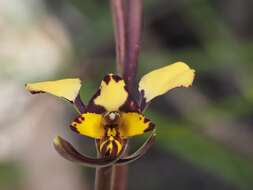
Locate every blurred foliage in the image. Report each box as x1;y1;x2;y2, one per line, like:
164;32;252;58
0;162;21;190
148;111;253;190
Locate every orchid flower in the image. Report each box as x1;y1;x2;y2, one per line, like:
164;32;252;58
25;62;195;167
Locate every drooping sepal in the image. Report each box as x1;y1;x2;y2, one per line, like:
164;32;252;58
138;62;195;110
53;136;127;168
116;130;156;165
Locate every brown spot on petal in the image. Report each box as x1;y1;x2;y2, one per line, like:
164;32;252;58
70;125;80;134
86;89;107;114
29;90;43;94
87;105;106;114
74;118;81;124
144;118;150;123
119;97;139;112
111;75;122;82
110;141;118;158
101;141;111;156
103;75;111;84
144;122;155;133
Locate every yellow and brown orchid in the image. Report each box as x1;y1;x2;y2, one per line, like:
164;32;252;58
25;62;195;167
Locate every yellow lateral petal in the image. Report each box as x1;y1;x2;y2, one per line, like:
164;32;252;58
119;112;155;138
138;62;195;102
25;78;81;102
70;113;104;139
93;74;128;111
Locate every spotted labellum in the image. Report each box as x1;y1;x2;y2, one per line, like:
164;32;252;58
25;62;195;167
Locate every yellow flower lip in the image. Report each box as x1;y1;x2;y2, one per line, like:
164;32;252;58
25;62;195;165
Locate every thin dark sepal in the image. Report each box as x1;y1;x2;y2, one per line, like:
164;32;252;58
74;94;85;113
53;136;126;168
116;131;156;165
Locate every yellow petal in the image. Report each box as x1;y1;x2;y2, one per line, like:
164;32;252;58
119;112;155;138
25;78;81;102
92;74;128;111
70;113;104;139
138;62;195;102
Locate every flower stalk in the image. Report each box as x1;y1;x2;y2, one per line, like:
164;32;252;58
109;0;143;190
124;0;143;91
95;0;129;189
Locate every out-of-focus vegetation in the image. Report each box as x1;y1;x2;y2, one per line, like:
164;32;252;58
1;0;253;190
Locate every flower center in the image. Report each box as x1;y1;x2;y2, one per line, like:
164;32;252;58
99;111;123;158
103;111;121;128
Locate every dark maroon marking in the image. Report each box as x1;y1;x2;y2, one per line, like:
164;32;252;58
74;117;82;124
60;97;74;103
103;75;111;84
119;85;140;112
144;118;150;123
101;141;111;156
80;116;85;121
139;117;141;120
119;97;140;112
88;88;102;106
113;134;122;141
86;88;107;114
111;74;122;82
74;94;85;113
86;104;106;114
144;122;155;133
29;90;44;94
111;141;118;158
105;124;118;129
138;89;148;111
70;125;80;134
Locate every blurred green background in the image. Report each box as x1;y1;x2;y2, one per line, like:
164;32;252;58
1;0;253;190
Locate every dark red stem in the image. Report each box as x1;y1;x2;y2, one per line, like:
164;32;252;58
95;166;113;190
112;1;144;190
95;1;143;190
111;0;126;75
95;1;127;190
124;0;143;91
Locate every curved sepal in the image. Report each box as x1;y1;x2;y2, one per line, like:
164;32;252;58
53;136;127;168
25;78;82;103
116;131;156;165
138;62;195;110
